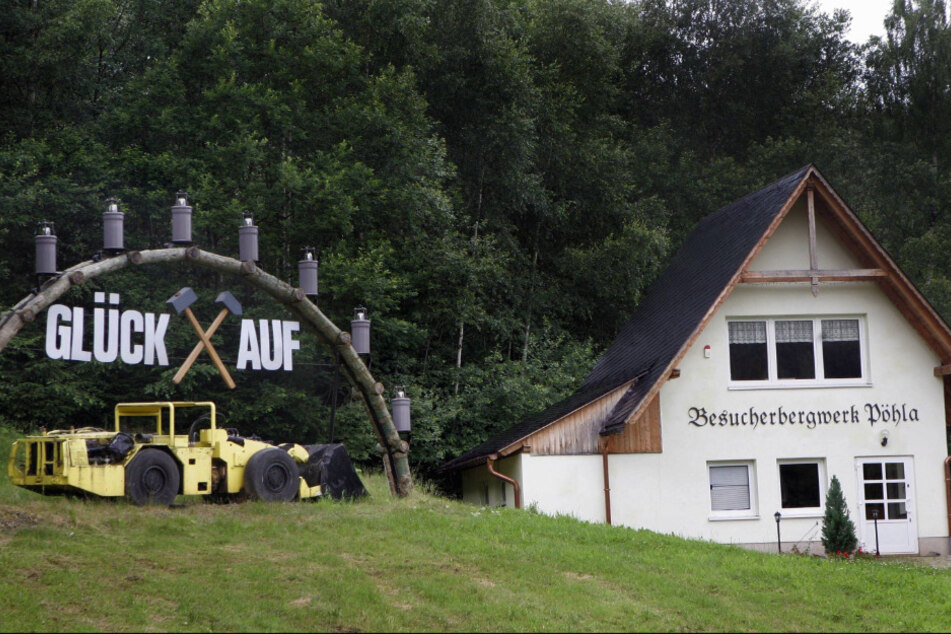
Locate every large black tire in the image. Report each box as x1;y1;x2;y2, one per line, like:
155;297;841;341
244;448;299;502
125;450;180;506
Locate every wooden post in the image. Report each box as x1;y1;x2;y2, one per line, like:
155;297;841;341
807;186;819;297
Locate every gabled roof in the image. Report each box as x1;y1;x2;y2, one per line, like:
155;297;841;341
440;165;951;472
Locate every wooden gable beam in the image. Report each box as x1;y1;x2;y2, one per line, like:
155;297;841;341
808;186;819;295
739;269;887;283
934;364;951;377
739;184;887;286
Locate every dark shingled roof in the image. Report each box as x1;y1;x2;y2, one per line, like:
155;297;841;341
440;166;811;472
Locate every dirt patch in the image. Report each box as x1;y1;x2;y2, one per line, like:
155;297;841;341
0;506;39;531
289;596;313;607
888;554;951;569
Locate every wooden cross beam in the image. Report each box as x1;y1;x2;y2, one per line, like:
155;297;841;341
167;287;237;389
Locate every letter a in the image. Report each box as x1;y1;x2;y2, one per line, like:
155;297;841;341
236;319;261;370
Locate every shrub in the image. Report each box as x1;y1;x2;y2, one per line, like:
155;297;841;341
821;475;857;554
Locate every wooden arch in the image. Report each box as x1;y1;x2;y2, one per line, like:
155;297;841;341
0;246;412;497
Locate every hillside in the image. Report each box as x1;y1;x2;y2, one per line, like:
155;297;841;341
1;437;950;632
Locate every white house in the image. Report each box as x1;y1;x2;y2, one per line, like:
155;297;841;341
441;165;951;556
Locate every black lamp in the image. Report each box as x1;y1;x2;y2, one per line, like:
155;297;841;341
774;511;782;553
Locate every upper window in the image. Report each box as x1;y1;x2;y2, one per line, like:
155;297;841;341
728;317;865;386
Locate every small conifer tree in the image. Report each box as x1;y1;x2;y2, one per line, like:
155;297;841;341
821;475;857;554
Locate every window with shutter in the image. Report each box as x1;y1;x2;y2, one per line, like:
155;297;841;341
708;463;755;516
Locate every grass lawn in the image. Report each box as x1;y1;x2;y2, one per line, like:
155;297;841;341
2;428;950;632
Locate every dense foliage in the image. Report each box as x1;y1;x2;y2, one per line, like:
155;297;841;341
2;0;950;488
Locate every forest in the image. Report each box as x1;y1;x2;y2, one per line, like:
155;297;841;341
1;0;949;488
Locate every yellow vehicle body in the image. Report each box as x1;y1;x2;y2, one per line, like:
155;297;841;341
7;401;321;505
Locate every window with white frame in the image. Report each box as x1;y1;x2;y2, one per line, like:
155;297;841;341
708;462;756;517
778;460;825;513
728;317;865;386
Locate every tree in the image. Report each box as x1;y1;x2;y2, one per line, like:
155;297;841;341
860;0;951;320
622;0;857;160
821;475;858;554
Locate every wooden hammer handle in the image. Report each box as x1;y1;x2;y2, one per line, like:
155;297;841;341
183;307;236;389
173;308;230;384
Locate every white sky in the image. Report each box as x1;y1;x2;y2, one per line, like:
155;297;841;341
810;0;894;43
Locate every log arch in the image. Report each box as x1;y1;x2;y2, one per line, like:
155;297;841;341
0;246;412;496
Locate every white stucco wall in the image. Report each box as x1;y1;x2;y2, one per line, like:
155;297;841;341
520;454;606;520
747;199;862;271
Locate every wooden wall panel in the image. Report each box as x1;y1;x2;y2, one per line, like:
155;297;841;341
609;393;662;454
524;385;630;455
522;385;663;456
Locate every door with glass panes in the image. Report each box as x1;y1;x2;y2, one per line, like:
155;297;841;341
855;457;917;554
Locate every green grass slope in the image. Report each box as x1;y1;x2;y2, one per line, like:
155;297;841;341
2;428;950;632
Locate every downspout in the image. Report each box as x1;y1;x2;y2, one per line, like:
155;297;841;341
602;436;612;526
487;454;521;509
945;456;951;537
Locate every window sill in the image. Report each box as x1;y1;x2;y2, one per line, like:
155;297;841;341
708;514;759;522
777;510;823;519
728;381;872;391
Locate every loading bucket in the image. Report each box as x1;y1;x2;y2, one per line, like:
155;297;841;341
300;444;368;501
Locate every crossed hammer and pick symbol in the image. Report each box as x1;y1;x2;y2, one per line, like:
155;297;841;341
166;287;242;389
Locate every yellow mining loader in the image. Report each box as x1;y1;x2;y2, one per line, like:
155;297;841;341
7;401;326;505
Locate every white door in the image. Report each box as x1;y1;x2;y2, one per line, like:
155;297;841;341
855;457;917;555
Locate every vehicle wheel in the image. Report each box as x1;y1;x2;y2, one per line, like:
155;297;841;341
125;450;180;506
244;449;299;502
